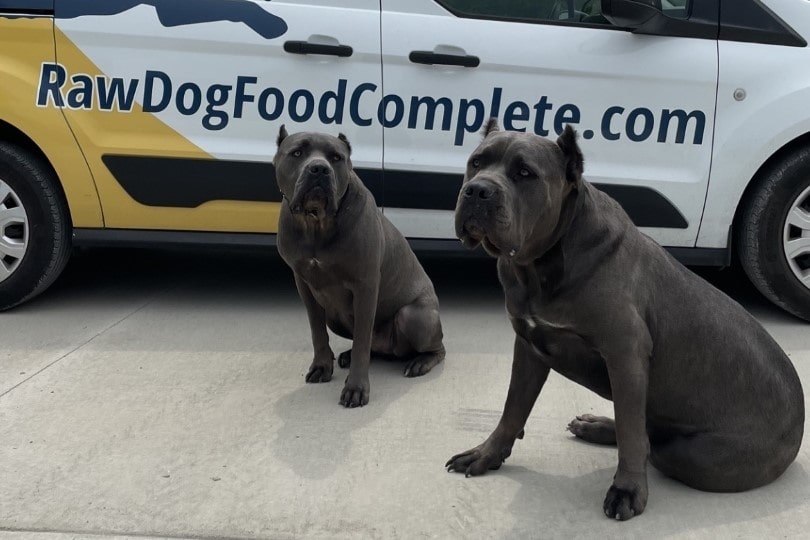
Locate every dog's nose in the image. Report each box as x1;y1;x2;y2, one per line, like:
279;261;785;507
464;180;495;200
309;163;330;176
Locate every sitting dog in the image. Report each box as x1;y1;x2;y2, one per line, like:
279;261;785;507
446;119;804;520
273;126;445;407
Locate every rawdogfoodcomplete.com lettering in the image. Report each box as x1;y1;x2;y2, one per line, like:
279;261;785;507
36;63;706;147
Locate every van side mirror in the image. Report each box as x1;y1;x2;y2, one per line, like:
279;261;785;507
601;0;716;40
601;0;661;29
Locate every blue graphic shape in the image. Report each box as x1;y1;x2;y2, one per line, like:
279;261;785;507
57;0;288;40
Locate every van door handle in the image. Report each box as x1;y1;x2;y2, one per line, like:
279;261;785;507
284;40;353;57
409;50;480;68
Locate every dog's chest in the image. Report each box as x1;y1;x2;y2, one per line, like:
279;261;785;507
504;269;551;321
294;256;341;286
510;313;574;354
504;272;586;357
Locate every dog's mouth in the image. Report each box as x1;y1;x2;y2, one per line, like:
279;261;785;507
459;220;518;258
459;221;485;250
290;185;330;219
456;197;513;254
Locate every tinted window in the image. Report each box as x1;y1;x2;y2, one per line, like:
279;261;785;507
438;0;692;25
437;0;612;25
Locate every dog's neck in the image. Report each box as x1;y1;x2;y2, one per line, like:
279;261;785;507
500;185;579;301
554;182;627;285
507;181;625;299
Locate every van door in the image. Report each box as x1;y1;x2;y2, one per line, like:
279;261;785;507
51;0;382;233
380;0;718;248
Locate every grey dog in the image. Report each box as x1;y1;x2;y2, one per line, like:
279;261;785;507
273;126;445;407
446;118;804;520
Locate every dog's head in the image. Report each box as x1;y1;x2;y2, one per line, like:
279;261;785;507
454;118;584;260
273;125;353;220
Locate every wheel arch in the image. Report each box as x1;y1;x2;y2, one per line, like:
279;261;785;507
0;117;73;229
731;130;810;255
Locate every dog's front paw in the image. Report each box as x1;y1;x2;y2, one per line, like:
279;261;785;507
445;438;514;477
339;376;369;408
305;355;334;383
603;472;648;521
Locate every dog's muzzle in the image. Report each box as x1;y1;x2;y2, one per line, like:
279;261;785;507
290;160;334;215
455;178;501;248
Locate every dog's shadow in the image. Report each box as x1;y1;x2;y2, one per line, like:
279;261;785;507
271;349;444;479
500;452;810;537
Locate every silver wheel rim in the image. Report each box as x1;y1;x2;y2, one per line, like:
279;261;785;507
0;178;29;283
783;184;810;290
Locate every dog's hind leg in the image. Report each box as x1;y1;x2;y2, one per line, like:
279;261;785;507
404;349;446;377
567;414;617;445
393;302;445;377
337;350;352;368
649;426;800;492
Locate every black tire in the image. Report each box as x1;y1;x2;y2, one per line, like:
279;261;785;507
737;146;810;322
0;142;71;311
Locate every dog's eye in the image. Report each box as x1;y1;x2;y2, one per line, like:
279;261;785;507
331;154;342;162
519;168;531;177
471;159;480;168
291;150;302;158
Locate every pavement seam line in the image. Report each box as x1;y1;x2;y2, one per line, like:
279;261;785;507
0;292;166;400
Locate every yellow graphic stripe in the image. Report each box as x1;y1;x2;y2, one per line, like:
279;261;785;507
0;17;102;227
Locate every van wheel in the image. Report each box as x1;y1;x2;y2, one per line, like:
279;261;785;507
0;142;71;311
737;146;810;321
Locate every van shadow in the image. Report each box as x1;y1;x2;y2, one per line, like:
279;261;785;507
270;354;445;479
499;452;810;537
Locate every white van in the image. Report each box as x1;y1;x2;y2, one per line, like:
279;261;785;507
0;0;808;319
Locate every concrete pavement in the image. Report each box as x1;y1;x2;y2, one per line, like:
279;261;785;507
1;248;809;539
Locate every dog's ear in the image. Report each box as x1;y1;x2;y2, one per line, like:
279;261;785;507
338;132;352;155
277;124;288;147
481;117;500;139
556;124;584;183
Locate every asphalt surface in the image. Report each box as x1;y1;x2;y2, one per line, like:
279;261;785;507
1;247;809;539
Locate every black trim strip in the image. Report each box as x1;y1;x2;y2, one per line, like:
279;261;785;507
102;155;284;208
102;155;688;229
72;229;730;266
595;184;687;229
101;154;386;207
73;228;276;248
667;247;730;267
377;170;688;229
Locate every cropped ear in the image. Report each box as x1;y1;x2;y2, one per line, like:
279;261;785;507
277;124;288;147
338;132;352;155
556;124;584;183
481;117;500;139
